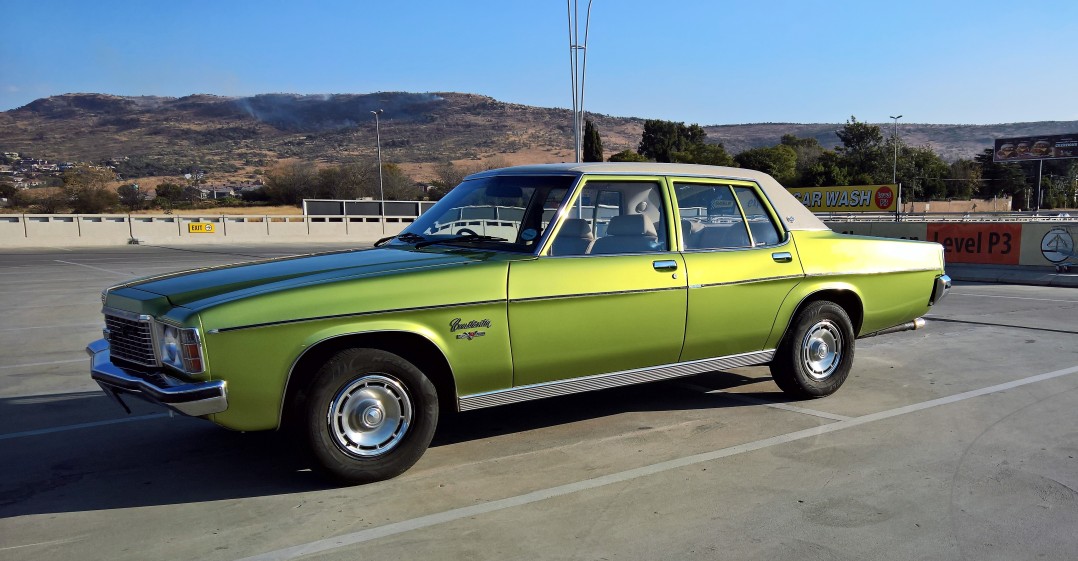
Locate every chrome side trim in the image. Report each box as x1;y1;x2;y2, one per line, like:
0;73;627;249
509;285;685;304
691;274;804;289
458;349;775;411
211;299;505;333
804;267;939;278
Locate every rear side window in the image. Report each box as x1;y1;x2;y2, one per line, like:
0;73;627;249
732;187;782;246
674;183;783;250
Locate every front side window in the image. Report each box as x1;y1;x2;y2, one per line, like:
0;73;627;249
394;174;574;252
549;181;668;256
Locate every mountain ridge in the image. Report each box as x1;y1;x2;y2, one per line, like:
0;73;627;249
2;92;1074;181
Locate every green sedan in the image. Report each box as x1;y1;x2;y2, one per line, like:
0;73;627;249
89;163;950;483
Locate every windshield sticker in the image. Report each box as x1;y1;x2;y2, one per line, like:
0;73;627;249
520;228;538;241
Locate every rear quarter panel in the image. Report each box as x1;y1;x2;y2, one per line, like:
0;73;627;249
766;231;945;346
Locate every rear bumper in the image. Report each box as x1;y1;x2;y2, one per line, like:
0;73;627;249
87;339;227;417
930;274;951;305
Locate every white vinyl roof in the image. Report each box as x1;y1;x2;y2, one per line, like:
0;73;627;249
469;162;829;231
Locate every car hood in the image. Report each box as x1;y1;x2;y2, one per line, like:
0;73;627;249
113;246;522;309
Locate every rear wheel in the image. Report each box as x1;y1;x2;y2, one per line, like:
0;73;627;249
304;348;438;484
770;301;855;398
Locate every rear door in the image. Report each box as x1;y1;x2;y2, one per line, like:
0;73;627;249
673;179;805;361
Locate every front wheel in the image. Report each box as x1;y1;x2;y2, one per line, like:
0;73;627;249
770;301;855;398
304;348;438;484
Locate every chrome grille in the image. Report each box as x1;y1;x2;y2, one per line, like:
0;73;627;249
105;313;157;366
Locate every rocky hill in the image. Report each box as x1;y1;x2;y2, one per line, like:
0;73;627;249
1;92;1074;182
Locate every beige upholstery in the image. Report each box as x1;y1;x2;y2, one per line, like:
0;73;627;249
694;224;751;249
590;214;660;254
551;218;595;256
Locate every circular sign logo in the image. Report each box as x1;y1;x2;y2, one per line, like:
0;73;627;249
875;186;894;210
1040;227;1074;264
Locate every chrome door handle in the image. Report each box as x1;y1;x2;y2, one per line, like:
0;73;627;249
652;259;678;272
772;252;793;263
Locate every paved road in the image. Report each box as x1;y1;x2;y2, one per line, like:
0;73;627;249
1;244;1076;561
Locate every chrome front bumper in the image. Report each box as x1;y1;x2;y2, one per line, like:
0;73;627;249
87;339;227;417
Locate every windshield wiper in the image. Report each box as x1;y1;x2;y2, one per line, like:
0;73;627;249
374;232;427;247
414;233;508;249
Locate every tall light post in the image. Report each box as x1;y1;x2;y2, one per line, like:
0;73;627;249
370;109;385;234
889;115;902;184
567;0;593;163
890;115;902;217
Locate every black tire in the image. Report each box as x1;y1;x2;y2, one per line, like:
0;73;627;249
304;348;438;484
770;300;855;398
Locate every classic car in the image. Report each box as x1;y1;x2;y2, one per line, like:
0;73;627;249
88;162;951;483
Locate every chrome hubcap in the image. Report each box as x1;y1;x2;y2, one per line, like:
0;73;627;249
800;320;842;380
328;374;412;457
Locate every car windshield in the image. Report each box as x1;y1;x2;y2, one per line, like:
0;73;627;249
391;174;576;252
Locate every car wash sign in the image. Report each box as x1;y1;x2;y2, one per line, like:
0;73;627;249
787;185;897;212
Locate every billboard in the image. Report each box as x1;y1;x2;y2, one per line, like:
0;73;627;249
787;185;897;212
993;133;1078;162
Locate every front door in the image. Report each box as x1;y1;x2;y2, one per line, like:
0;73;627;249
508;178;688;387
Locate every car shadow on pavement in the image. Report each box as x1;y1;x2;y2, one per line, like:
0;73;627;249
0;370;787;518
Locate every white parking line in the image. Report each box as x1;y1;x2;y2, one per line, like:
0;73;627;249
674;381;853;421
0;323;101;332
947;292;1078;304
0;358;85;370
53;260;131;277
233;363;1078;561
0;414;170;441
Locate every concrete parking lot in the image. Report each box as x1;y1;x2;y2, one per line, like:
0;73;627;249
1;244;1076;561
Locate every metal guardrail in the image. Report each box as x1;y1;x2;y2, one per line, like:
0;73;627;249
818;211;1076;223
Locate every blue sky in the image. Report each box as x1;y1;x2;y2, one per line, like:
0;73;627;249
2;0;1076;125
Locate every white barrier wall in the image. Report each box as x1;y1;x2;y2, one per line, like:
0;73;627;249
2;213;1074;270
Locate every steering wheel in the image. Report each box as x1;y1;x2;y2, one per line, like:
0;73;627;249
456;228;479;236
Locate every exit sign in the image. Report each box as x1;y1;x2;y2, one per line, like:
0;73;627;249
188;223;216;234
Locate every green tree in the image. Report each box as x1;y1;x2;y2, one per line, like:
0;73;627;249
734;144;797;184
948;159;980;200
835;116;887;184
62;166;118;213
608;149;648;162
263;161;318;205
583;119;604;162
154;182;184;204
117;184;145;211
638;120;708;162
672;142;736;166
974;148;1028;209
781;134;825;187
315;162;375;199
898;145;950;201
802;151;850;187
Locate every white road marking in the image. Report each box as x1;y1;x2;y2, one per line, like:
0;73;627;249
53;260;131;277
233;364;1078;561
0;535;87;551
674;381;853;421
0;323;101;332
0;414;170;441
947;292;1078;304
0;358;85;370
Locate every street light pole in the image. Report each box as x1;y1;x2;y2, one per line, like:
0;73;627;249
371;109;385;234
889;115;902;184
890;115;902;218
567;0;593;163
